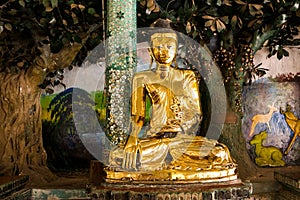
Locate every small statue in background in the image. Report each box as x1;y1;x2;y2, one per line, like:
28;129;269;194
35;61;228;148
105;19;237;183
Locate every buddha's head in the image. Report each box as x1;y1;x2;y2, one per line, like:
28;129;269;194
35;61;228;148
149;19;178;65
150;33;177;65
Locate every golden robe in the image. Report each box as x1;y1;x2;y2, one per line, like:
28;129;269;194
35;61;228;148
109;67;236;171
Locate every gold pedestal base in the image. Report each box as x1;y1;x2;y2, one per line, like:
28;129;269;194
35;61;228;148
104;166;237;184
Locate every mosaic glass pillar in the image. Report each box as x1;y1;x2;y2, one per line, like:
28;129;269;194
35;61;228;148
105;0;137;145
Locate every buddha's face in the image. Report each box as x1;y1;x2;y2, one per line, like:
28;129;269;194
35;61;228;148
150;33;177;65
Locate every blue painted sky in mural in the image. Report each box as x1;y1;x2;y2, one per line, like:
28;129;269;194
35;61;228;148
243;81;300;165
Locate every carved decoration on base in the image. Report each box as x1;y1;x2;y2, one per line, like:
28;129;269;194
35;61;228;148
104;167;237;184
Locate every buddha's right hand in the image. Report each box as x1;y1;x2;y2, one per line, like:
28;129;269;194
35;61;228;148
122;135;140;170
145;84;160;104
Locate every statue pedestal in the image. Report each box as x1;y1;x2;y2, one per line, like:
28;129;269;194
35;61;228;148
89;180;252;200
88;161;252;200
0;176;30;199
274;172;300;199
104;167;237;184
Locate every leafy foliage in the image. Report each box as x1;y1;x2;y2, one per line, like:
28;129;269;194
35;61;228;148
1;0;299;87
0;0;300;90
137;0;299;113
39;69;65;94
0;0;104;90
138;0;300;84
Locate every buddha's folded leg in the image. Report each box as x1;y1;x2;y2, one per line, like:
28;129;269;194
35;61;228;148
109;138;171;170
168;135;236;170
139;138;170;170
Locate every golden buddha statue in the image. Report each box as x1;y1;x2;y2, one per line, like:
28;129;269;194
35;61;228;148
105;19;237;183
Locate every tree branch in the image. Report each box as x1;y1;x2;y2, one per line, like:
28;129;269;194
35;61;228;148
29;23;102;84
50;23;102;71
0;0;15;9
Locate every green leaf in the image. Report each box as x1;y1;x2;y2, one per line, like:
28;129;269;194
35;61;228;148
248;19;257;28
62;34;72;45
249;5;256;16
282;48;289;57
4;23;12;31
7;9;17;15
210;22;216;32
235;0;246;5
206;0;213;6
251;30;277;53
88;8;96;15
251;4;263;11
186;22;191;34
42;0;49;8
70;3;77;9
42;0;53;12
237;16;243;28
224;0;232;6
72;12;79;24
277;46;283;60
249;4;263;16
205;20;214;27
73;35;82;43
231;15;237;27
275;14;287;27
192;30;198;39
239;5;247;14
202;15;215;20
78;4;85;10
19;0;26;7
50;0;58;8
220;16;229;24
231;15;243;28
216;20;226;32
39;18;48;25
184;0;189;9
290;1;300;11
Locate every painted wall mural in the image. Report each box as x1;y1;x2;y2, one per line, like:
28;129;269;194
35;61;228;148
242;79;300;166
41;87;106;170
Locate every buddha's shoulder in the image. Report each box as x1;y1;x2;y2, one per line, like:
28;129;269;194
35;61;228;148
174;68;197;77
133;70;156;78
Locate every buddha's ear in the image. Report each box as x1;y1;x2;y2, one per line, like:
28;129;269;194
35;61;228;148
147;47;154;70
147;47;154;59
173;55;178;69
